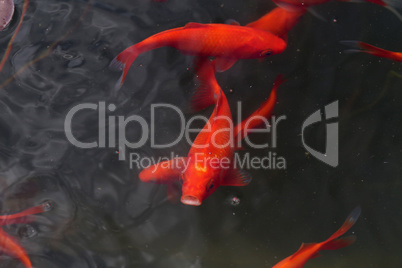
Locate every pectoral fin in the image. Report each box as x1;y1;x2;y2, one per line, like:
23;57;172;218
167;183;181;203
214;57;237;72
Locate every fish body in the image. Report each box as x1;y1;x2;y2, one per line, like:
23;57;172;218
139;59;285;205
110;23;286;87
273;207;361;268
180;59;235;205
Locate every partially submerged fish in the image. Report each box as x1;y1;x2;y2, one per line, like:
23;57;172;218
273;206;361;268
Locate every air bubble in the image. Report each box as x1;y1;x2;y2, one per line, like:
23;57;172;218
41;200;54;212
19;225;37;238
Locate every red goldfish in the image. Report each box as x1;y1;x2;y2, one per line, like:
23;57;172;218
342;40;402;62
273;206;361;268
272;0;402;20
0;201;52;268
110;23;286;88
139;59;285;206
246;7;306;41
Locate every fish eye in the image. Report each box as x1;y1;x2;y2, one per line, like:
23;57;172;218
206;180;214;192
179;175;184;185
261;49;273;57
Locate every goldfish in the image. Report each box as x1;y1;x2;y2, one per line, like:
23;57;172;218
246;7;306;41
139;58;286;205
0;201;52;268
272;0;402;20
273;206;361;268
109;22;286;88
342;40;402;62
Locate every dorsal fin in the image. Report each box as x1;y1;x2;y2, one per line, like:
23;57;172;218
225;19;240;26
184;22;207;29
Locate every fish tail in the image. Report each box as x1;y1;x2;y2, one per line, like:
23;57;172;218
341;40;395;57
320;235;356;251
190;57;221;112
234;74;286;140
325;207;361;243
109;45;139;92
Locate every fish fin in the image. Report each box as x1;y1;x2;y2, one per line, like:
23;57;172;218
184;22;207;29
273;0;306;12
139;157;187;183
0;228;33;268
221;168;252;186
109;46;139;92
289;243;318;260
167;183;181;203
225;19;241;26
385;5;402;21
321;235;356;251
214;57;237;72
307;7;328;22
234;74;285;139
325;206;361;242
383;0;402;8
190;57;219;111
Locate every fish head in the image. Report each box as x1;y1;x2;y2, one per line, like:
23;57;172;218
180;165;219;206
257;34;287;58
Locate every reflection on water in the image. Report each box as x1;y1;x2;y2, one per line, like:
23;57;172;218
0;0;401;267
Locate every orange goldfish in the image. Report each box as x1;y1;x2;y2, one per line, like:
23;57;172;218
139;59;285;205
273;206;361;268
342;40;402;62
0;201;52;268
110;23;286;88
246;7;306;41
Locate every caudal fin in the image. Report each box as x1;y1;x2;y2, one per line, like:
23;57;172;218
324;206;361;244
341;40;399;60
109;46;139;92
234;74;286;140
189;57;221;112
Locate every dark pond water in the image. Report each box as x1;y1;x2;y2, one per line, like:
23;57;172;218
0;0;401;267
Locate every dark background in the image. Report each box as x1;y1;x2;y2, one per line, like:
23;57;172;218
0;0;401;267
